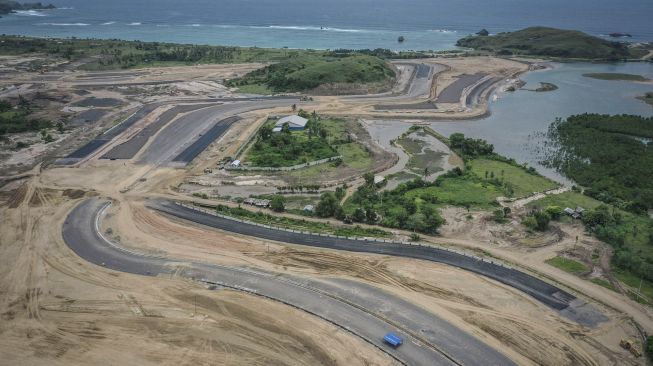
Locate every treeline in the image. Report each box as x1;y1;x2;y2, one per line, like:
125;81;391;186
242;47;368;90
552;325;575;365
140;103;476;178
313;173;446;234
227;54;394;92
0;98;52;135
0;35;312;70
328;48;429;59
546;114;653;212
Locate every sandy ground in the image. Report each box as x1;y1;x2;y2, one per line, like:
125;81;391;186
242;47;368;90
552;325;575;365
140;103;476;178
1;157;646;365
1;55;651;365
0;174;392;366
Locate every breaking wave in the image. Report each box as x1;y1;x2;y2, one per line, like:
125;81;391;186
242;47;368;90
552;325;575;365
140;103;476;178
14;10;47;17
39;22;89;26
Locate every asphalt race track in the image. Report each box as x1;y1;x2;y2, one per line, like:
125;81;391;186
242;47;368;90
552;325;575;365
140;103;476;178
171;116;241;164
151;200;607;328
62;198;518;366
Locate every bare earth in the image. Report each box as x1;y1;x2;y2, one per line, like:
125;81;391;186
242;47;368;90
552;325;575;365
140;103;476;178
0;55;651;365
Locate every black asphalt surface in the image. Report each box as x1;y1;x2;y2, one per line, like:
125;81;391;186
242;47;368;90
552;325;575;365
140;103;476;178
436;74;487;104
152;200;576;312
62;198;521;366
172;116;241;163
59;96;299;164
101;103;219;160
62;103;162;161
465;77;502;107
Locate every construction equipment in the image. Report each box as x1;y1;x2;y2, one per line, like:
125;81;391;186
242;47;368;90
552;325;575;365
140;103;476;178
620;339;642;357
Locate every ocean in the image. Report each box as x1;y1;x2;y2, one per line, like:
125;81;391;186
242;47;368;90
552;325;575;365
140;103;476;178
1;0;652;50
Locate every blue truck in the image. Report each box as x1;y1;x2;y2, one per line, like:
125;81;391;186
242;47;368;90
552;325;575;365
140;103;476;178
383;332;403;347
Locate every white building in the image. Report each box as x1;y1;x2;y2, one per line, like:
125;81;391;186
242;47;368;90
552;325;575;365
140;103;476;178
273;115;308;132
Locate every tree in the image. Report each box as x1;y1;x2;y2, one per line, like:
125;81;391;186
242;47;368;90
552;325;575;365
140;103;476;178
291;104;297;112
316;192;339;217
259;124;273;140
353;207;366;223
363;172;375;187
450;133;465;147
335;185;346;200
545;206;564;220
366;207;377;224
281;122;291;134
0;100;11;113
534;210;551;231
522;216;537;230
270;195;285;212
56;121;65;133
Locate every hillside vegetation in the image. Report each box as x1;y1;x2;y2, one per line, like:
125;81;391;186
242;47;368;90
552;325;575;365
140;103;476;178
226;54;395;93
456;27;642;60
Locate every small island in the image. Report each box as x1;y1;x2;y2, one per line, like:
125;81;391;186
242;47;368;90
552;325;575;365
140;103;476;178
535;82;558;92
609;32;632;38
0;1;56;15
638;92;653;107
583;73;650;82
456;26;646;60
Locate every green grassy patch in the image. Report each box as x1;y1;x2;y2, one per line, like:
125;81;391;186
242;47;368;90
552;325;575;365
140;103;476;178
213;204;390;238
546;256;589;274
468;158;559;198
0;106;52;135
337;143;372;169
583;73;650;82
406;177;501;208
527;191;603;210
614;269;653;305
226;54;395;93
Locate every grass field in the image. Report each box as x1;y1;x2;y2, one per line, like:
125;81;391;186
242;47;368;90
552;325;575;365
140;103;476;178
406;177;502;208
583;73;650;82
545;256;588;274
468;158;559;198
614;269;652;305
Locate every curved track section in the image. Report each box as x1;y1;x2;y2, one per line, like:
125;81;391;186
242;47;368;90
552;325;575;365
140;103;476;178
151;200;607;328
63;198;517;366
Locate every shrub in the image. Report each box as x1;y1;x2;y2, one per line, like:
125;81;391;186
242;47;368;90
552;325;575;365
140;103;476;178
270;195;285;212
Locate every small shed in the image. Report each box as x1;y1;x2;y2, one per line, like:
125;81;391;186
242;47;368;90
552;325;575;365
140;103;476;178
303;204;315;213
230;159;241;167
564;207;580;219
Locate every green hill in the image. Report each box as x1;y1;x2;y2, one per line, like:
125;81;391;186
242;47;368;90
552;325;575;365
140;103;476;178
456;27;640;60
226;54;395;94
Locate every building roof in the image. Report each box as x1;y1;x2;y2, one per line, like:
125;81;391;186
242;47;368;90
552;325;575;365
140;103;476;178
275;115;308;129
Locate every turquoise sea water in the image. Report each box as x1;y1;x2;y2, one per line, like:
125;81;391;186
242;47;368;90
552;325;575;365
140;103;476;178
1;0;652;50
